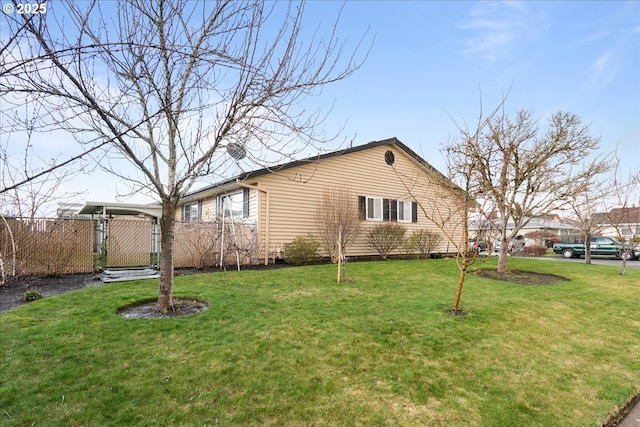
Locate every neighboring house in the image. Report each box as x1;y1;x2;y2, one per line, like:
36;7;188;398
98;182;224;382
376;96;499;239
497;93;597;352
593;207;640;241
177;137;464;262
519;215;581;242
469;214;580;246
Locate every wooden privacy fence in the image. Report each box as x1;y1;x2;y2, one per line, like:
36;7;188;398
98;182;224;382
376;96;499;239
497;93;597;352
0;218;94;276
0;216;258;278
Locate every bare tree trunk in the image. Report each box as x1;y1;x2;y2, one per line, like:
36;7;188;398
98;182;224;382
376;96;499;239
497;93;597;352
158;201;177;312
497;237;509;273
619;255;627;275
584;236;592;265
452;267;466;312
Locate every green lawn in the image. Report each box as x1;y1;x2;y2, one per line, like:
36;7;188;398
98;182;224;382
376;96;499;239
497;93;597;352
1;258;639;426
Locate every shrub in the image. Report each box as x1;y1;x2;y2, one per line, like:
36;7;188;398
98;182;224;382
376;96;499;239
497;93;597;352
367;223;407;260
283;234;322;265
524;230;556;246
523;245;547;257
405;230;442;258
23;289;43;302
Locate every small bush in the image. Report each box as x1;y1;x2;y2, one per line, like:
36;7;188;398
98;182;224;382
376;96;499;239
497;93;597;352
367;223;407;260
405;230;442;258
283;234;322;265
23;289;43;302
523;245;547;257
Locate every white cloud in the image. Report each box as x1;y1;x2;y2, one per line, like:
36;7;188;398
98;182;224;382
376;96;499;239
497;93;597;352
590;52;618;88
460;1;542;63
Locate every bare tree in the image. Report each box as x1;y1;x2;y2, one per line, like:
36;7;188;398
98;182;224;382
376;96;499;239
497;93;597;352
1;0;369;310
446;108;608;273
314;183;363;282
563;161;613;264
601;163;640;275
391;139;481;314
1;141;84;218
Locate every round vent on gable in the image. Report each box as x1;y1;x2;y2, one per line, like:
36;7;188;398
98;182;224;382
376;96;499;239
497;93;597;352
385;150;395;165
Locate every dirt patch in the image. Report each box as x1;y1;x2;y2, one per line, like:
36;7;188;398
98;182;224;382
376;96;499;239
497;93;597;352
443;309;468;317
473;269;570;285
117;297;209;319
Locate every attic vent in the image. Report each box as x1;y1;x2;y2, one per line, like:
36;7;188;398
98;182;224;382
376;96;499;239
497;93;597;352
385;150;395;165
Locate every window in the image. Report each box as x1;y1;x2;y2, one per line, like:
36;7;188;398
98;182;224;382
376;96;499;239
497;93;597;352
219;189;249;218
366;197;383;221
397;200;412;222
183;202;201;223
359;195;418;223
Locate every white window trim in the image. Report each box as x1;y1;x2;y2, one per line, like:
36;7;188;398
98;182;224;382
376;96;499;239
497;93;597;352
218;190;249;219
397;200;412;223
366;196;383;221
183;201;200;223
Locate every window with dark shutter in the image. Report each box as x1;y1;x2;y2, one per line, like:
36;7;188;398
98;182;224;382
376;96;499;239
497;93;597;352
383;198;390;221
391;200;398;222
362;196;383;221
412;201;418;223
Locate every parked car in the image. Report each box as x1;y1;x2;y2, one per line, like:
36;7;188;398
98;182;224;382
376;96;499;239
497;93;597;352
552;236;625;259
623;242;640;260
468;238;487;253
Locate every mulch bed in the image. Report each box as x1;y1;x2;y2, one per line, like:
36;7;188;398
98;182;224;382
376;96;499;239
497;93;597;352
117;298;209;319
472;269;570;285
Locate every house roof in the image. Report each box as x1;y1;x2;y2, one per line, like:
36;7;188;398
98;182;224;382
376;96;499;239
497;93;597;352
77;201;162;218
593;207;640;225
469;215;579;232
181;137;449;201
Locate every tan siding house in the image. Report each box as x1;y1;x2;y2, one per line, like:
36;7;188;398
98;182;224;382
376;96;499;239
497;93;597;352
177;138;464;262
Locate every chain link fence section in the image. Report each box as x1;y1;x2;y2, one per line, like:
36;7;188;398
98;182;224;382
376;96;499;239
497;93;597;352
102;218;156;268
174;220;258;269
1;216;259;280
0;218;94;279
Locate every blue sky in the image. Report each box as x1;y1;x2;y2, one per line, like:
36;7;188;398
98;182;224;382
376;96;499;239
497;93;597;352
3;0;639;206
315;0;639;172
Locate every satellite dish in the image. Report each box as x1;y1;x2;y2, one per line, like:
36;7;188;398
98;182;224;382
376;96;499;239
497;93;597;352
227;143;246;160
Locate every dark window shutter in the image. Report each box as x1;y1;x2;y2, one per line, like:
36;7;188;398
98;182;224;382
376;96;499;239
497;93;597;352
198;202;202;222
412;201;418;223
358;196;366;220
383;198;390;221
243;188;250;218
391;200;398;222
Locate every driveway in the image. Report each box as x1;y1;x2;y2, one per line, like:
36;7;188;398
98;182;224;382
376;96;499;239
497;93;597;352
530;256;640;268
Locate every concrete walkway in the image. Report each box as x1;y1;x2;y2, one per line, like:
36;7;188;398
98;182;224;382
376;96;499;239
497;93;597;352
619;399;640;427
